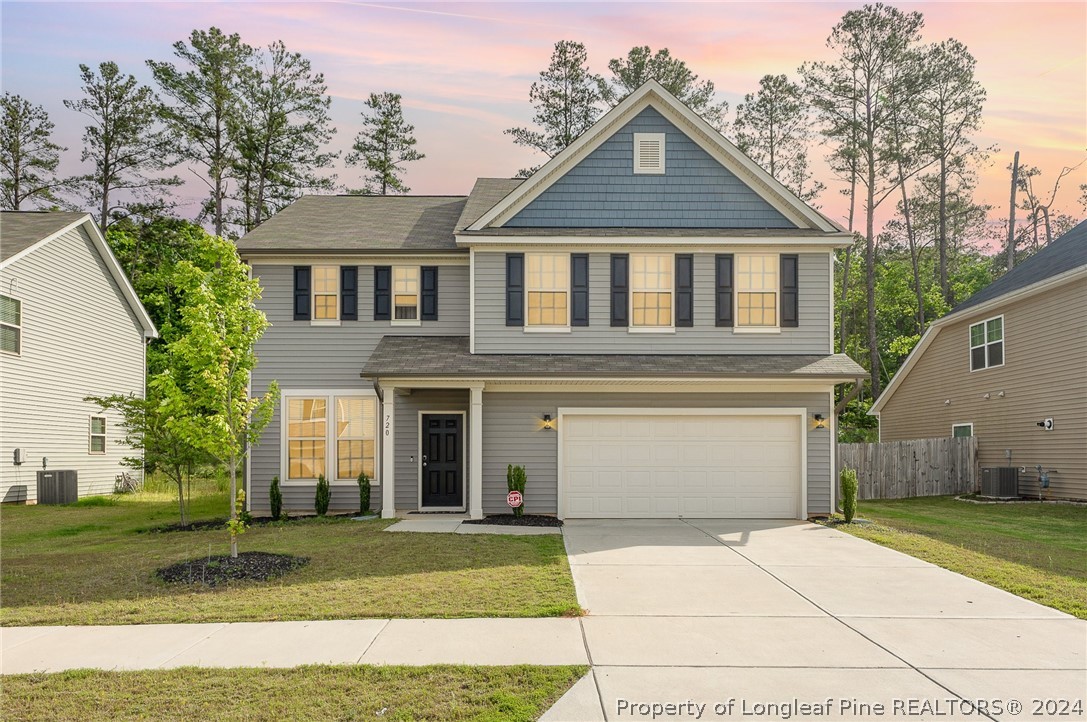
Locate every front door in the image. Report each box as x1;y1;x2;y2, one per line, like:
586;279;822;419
421;414;463;508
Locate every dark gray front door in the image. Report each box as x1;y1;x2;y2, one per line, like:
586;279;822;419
422;414;463;507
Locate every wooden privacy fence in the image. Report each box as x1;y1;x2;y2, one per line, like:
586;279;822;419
837;437;979;500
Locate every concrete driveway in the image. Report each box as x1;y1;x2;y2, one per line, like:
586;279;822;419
544;519;1086;722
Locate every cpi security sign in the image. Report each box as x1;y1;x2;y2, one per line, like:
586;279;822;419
506;490;523;508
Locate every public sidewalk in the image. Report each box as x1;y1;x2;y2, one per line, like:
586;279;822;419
0;618;587;674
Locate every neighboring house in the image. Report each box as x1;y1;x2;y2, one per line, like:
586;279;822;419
0;212;157;503
872;220;1087;501
238;80;864;520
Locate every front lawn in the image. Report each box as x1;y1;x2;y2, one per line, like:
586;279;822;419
834;496;1087;618
2;664;588;722
0;489;580;626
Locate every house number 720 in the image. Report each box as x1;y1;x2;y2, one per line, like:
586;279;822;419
385;414;391;437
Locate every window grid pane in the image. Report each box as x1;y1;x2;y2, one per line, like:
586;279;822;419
632;292;672;327
288;398;328;480
90;435;106;453
987;318;1002;342
335;397;376;480
91;417;106;435
970;323;985;347
738;292;777;327
0;326;19;353
0;296;20;326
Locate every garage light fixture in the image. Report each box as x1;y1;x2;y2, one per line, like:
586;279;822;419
541;414;555;430
812;414;827;430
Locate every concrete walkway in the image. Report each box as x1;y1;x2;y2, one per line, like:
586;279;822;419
1;618;586;673
542;519;1087;721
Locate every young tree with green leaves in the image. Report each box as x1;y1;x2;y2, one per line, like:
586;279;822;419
148;27;254;237
0;93;71;210
229;41;337;232
346;92;424;195
733;74;823;202
598;45;728;131
63;62;180;236
802;3;925;397
506;40;602;177
151;233;278;557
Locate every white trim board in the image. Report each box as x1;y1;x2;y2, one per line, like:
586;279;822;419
556;406;808;520
455;236;853;249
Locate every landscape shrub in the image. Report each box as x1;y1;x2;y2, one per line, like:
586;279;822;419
507;464;527;518
840;468;859;523
269;476;283;521
315;474;331;516
357;472;371;515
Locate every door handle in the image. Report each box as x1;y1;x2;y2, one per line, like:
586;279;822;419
422;454;428;468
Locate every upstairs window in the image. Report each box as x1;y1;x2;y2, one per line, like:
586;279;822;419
312;266;339;321
89;416;106;454
526;253;569;327
631;253;673;327
0;295;20;354
633;133;666;174
393;266;420;323
736;254;778;327
970;316;1003;371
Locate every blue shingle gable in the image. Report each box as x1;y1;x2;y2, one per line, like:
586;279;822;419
506;107;796;229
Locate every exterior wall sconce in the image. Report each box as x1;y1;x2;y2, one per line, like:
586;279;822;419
944;399;951;406
542;414;555;431
813;414;827;430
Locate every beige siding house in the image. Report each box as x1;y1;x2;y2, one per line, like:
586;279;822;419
0;212;157;503
872;220;1087;500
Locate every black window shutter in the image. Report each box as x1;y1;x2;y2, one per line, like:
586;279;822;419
293;266;311;321
715;254;734;327
340;266;358;321
781;254;799;328
675;254;693;327
571;254;589;327
506;253;524;327
374;266;391;320
421;266;438;321
610;254;629;327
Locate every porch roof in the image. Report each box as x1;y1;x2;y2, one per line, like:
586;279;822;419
361;336;865;380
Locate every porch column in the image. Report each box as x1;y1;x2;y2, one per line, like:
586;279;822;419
469;384;484;519
381;387;396;518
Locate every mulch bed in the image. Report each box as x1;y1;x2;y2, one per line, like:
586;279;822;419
462;514;564;528
820;518;873;527
143;513;360;533
156;552;309;587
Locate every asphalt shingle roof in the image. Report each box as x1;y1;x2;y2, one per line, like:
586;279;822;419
1;211;89;262
361;336;866;379
455;178;524;230
949;219;1087;316
236;195;468;254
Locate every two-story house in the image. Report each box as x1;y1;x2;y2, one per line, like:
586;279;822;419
238;81;864;520
0;211;157;502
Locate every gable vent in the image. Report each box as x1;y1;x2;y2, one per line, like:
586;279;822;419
633;133;666;174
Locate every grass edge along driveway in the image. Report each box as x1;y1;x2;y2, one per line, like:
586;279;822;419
831;496;1087;619
1;491;581;626
1;664;590;722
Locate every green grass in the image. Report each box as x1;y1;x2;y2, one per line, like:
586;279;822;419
833;496;1087;618
1;665;589;722
0;488;581;626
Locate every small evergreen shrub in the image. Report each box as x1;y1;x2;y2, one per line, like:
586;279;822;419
269;476;283;521
840;468;859;523
357;472;371;515
507;464;527;518
315;474;331;516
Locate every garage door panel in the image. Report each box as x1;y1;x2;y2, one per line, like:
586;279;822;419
563;412;801;519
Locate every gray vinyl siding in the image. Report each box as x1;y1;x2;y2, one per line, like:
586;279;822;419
506;107;795;229
248;262;469;513
481;391;833;517
394;389;470;511
0;226;146;503
474;251;831;355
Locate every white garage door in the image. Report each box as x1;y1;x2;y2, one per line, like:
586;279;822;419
561;412;803;519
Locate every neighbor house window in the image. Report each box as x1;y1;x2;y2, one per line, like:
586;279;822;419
970;316;1003;371
952;423;973;438
393;266;420;322
335;396;377;480
287;397;327;479
312;266;339;320
526;253;569;327
631;253;673;327
89;416;106;454
736;254;778;327
1;295;21;354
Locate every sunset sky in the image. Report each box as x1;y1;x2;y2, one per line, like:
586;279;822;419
3;1;1085;235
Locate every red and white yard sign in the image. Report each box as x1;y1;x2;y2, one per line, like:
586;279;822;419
506;490;523;508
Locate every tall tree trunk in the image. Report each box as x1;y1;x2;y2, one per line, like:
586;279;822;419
1041;205;1052;245
1006;150;1019;270
898;178;925;334
177;477;187;527
866;169;879;398
938;155;950;305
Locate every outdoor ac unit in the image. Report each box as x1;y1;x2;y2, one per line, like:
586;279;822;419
36;470;78;505
980;467;1018;499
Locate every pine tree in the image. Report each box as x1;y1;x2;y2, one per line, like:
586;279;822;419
0;93;71;210
346;92;424;195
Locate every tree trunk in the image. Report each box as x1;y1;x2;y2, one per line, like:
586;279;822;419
230;456;238;558
1041;205;1052;245
1006;151;1019;270
938;155;950;305
177;477;187;527
866;169;879;398
898;178;925;334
